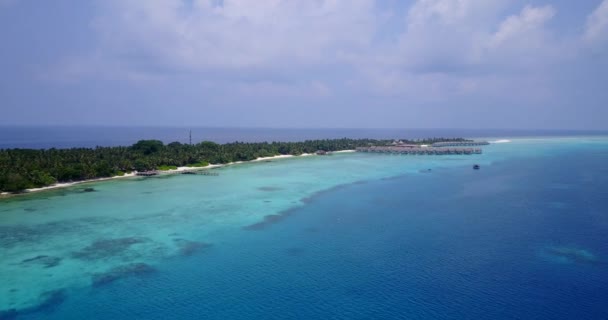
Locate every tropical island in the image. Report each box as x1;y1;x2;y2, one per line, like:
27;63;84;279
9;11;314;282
0;137;469;193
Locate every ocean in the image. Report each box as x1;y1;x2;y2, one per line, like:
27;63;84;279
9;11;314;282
1;136;608;319
0;126;606;149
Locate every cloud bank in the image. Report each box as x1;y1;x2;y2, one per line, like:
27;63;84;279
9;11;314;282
2;0;607;128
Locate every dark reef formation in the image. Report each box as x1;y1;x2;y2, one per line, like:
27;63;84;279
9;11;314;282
0;225;46;248
545;246;605;266
258;186;282;192
20;255;62;268
0;289;67;320
91;263;156;287
172;238;213;256
242;211;294;231
0;217;117;248
72;237;147;260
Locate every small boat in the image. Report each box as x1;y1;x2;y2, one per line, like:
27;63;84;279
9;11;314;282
473;164;480;170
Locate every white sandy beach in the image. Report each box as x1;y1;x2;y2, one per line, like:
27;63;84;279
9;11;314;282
14;172;138;195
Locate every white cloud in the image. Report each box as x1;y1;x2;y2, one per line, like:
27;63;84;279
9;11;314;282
92;0;378;71
397;0;508;70
584;0;608;44
80;0;569;79
406;0;507;27
489;5;555;48
398;2;558;70
483;5;562;69
347;2;561;98
49;0;601;107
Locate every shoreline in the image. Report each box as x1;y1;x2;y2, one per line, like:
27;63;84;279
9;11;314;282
0;150;355;197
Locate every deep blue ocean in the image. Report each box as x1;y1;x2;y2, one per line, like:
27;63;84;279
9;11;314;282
1;131;608;319
0;126;606;149
14;143;608;319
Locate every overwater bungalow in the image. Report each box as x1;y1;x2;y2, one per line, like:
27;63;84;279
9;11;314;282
356;146;482;155
432;141;490;147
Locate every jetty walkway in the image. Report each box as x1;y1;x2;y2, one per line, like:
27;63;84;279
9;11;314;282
136;171;159;176
431;141;490;147
136;169;219;177
356;146;482;155
181;170;219;176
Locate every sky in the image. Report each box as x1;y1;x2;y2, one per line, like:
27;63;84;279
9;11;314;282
0;0;607;129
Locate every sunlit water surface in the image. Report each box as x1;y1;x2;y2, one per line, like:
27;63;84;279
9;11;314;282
1;137;608;319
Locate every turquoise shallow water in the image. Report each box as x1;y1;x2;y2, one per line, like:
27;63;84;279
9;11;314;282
1;137;608;319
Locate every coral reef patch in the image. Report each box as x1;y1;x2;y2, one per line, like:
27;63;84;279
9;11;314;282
0;289;67;320
172;238;213;256
72;237;147;260
258;186;282;192
20;255;62;268
242;209;296;231
544;246;604;266
91;263;156;287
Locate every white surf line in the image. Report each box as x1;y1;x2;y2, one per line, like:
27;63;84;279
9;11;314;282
490;139;511;144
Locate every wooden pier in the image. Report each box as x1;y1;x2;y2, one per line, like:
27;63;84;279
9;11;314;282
356;146;482;155
181;170;219;176
136;170;219;176
431;141;489;147
136;171;159;176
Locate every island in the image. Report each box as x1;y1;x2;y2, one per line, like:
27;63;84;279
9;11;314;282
0;137;472;193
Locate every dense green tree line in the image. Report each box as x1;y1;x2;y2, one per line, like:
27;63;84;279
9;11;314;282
0;137;467;193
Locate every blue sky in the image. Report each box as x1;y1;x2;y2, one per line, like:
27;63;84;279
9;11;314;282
1;0;607;129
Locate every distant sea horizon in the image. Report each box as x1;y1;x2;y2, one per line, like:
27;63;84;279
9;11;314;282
1;126;607;149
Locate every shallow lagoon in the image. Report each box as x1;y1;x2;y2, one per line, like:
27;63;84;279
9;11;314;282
1;137;608;319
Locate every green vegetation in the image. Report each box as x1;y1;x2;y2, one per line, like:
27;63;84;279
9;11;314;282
0;137;468;193
189;161;209;167
157;165;178;171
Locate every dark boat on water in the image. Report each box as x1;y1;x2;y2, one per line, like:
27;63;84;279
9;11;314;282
473;164;480;170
